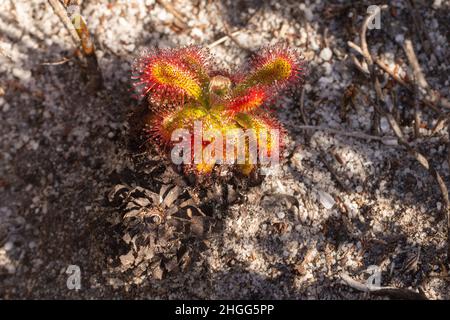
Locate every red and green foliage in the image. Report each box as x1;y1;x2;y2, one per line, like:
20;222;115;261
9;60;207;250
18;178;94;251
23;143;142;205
133;43;306;175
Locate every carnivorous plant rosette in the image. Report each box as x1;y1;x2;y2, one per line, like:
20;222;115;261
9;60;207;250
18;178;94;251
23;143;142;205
132;43;306;176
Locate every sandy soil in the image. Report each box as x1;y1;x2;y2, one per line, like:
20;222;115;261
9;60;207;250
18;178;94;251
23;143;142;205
0;0;449;299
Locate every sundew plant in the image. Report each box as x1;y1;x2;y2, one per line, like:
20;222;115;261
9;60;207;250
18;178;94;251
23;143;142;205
133;43;306;176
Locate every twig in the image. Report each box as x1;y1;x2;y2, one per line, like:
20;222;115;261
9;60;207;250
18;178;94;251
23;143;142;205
299;86;308;125
447;121;450;260
373;57;444;114
41;57;71;66
403;38;429;90
207;31;242;49
403;36;430;134
431;114;448;135
156;0;187;29
48;0;103;91
360;5;388;135
371;105;381;136
212;1;251;52
350;54;370;75
391;89;401;124
413;80;421;139
347;41;363;56
402;38;450;110
372;57;409;88
223;23;250;52
340;273;427;300
359;5;386;65
48;0;80;46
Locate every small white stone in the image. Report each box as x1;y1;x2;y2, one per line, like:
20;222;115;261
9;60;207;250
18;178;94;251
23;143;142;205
4;241;13;251
124;43;135;52
157;9;172;22
395;34;404;44
356;185;363;193
317;190;335;209
191;27;204;38
322;62;332;75
43;110;51;119
29;140;39;150
310;38;320;51
319;47;332;61
277;212;286;219
12;67;32;81
6;264;16;274
119;250;135;266
433;0;443;8
304;84;312;92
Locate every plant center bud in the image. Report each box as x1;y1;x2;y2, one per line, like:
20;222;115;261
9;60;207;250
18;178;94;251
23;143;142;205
208;75;231;97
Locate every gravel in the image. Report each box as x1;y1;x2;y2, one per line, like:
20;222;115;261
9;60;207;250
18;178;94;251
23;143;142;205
319;47;332;61
0;0;449;299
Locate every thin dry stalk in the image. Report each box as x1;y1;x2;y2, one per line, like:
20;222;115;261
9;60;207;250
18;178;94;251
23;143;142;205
340;273;427;300
156;0;187;29
48;0;103;91
403;38;429;90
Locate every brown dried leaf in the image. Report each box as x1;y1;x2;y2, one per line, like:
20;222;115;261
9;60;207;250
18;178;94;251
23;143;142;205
119;250;135;268
163;186;182;208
